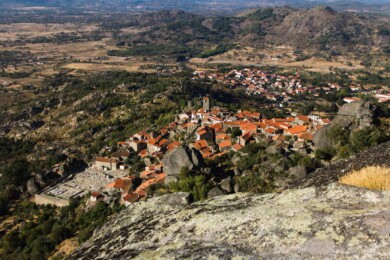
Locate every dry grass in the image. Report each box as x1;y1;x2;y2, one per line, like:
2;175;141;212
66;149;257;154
0;23;99;41
339;166;390;191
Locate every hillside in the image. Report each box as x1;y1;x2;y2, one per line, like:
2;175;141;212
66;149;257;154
102;7;390;58
70;143;390;259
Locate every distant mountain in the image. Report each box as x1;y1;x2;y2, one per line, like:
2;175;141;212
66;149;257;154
1;0;389;15
96;6;389;58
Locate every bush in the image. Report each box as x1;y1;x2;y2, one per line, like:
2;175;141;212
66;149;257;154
298;157;317;172
49;223;72;244
169;175;212;201
350;126;383;152
231;128;242;138
2;231;23;254
315;147;336;161
235;172;275;193
327;124;349;146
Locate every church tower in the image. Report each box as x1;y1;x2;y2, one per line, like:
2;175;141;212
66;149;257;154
203;96;210;112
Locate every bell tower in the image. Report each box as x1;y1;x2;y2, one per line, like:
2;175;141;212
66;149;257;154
203;96;210;112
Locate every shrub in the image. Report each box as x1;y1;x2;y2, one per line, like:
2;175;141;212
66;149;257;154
315;147;336;161
350;126;382;152
169;175;212;201
235;172;274;193
298;157;317;172
327;124;349;146
231;128;242;138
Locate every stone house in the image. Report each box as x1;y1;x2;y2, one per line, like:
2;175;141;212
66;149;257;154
129;140;147;153
95;157;120;171
196;126;215;145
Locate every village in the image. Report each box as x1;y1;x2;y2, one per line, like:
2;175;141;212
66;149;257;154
192;68;390;104
35;94;337;207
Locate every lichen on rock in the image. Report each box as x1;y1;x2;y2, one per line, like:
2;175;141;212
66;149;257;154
70;182;390;259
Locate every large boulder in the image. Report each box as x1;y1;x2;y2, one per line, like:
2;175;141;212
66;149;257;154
332;101;375;129
160;192;193;206
162;145;204;178
289;165;308;180
220;177;233;193
313;126;334;150
266;145;284;155
314;101;376;149
207;186;227;199
27;178;39;195
0;127;8;137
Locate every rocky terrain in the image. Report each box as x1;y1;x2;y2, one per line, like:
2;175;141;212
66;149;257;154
69;134;390;259
295;141;390;188
71;180;390;259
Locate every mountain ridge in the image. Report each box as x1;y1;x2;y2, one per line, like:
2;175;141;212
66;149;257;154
1;0;389;15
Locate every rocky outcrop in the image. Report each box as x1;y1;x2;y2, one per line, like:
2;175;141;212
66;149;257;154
162;146;204;178
220;176;233;193
314;101;376;149
266;144;284;155
159;192;193;206
27;178;39;195
71;182;390;259
332;100;375;129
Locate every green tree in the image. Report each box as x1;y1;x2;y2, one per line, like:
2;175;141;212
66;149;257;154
231;128;242;138
2;231;23;254
350;126;382;152
49;223;71;244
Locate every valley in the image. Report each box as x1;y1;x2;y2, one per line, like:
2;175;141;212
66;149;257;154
0;4;389;259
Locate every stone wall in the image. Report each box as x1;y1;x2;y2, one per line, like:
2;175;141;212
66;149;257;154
35;193;70;207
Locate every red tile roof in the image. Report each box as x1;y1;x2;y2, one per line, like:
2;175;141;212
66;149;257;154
287;125;307;135
298;132;313;141
193;140;208;150
296;115;310;122
240;122;257;132
232;143;243;151
219;140;232;149
96;157;117;163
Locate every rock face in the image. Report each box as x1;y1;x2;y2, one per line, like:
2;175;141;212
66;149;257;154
332;100;375;129
71;183;390;259
288;165;307;180
162;146;204;178
314;101;376;149
27;178;39;195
